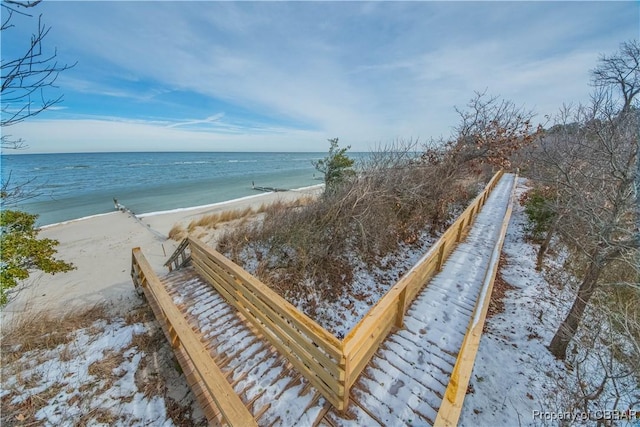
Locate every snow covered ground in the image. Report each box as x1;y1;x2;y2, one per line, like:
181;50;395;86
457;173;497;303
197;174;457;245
0;303;205;426
460;177;640;427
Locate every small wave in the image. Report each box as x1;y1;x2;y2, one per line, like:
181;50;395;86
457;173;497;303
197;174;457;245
64;165;91;169
172;161;210;165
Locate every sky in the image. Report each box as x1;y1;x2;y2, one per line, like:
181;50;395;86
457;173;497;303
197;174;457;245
1;1;638;153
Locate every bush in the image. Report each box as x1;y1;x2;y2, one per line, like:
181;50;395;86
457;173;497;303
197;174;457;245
521;186;556;242
312;138;355;191
0;210;74;304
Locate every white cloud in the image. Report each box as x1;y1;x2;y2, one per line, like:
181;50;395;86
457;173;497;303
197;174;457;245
8;118;328;153
7;1;639;152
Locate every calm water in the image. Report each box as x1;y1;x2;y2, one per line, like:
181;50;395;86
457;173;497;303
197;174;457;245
0;152;353;226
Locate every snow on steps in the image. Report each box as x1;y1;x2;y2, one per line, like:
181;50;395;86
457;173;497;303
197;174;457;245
158;173;515;426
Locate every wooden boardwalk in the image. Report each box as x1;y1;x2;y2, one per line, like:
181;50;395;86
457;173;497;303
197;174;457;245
133;173;516;426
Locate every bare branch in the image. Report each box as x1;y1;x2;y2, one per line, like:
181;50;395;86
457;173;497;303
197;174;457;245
1;7;76;128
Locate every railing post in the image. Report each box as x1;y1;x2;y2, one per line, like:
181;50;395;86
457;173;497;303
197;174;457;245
341;353;350;413
436;240;446;271
395;285;408;328
456;220;464;242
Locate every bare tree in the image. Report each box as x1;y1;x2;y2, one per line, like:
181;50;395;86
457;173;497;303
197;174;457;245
591;40;640;114
523;42;640;360
532;94;639;360
427;90;541;171
1;0;75;148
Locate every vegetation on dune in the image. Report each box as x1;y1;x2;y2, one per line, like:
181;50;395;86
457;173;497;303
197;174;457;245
312;137;356;191
167;198;315;242
217;92;538;311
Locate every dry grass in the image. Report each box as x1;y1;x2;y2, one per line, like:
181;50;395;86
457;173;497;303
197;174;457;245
1;304;108;365
88;350;126;379
187;207;254;233
167;197;316;242
168;223;187;241
1;302;205;426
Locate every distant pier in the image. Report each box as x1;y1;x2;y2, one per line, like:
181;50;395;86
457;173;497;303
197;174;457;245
251;181;288;193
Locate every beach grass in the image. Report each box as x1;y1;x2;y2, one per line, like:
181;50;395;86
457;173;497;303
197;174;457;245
168;196;316;242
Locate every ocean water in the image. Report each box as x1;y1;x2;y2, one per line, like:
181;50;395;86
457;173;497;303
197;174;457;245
0;152;350;226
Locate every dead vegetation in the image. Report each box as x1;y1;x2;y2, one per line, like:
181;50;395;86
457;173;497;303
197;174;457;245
486;254;516;320
216;92;539;323
1;304;108;365
167;197;315;242
0;302;205;426
217;141;488;308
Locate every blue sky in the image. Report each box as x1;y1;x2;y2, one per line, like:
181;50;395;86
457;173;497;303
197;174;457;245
2;1;638;153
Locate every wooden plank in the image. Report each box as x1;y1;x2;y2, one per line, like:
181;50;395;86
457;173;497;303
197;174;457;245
194;250;344;379
206;248;342;358
434;172;515;427
395;286;408;328
343;282;403;355
345;306;397;389
132;249;257;427
404;258;438;306
139;272;225;426
198;268;344;402
194;260;345;402
194;256;344;386
189;238;343;355
436;240;446;271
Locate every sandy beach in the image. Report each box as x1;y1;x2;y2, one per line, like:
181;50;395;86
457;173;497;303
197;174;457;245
2;186;322;321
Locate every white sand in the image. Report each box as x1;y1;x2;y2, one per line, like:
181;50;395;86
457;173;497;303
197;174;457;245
2;186;322;321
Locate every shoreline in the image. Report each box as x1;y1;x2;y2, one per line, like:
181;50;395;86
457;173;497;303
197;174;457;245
138;183;324;219
2;185;323;324
36;183;324;229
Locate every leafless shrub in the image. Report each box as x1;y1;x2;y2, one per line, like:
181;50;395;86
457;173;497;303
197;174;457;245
218;139;484;307
540;287;640;426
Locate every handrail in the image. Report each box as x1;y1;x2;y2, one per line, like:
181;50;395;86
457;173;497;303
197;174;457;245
164;238;191;271
188;237;347;410
434;172;517;427
132;248;257;426
341;170;505;403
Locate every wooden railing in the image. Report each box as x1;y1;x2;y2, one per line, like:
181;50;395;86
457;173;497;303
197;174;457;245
164;238;191;272
340;170;504;405
185;170;505;412
132;248;257;426
434;171;517;426
189;238;347;410
137;170;508;416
